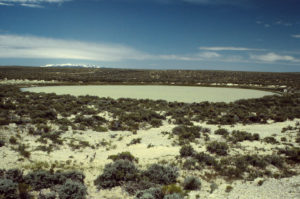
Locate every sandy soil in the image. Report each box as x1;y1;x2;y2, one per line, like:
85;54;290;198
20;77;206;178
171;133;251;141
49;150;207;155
0;118;299;198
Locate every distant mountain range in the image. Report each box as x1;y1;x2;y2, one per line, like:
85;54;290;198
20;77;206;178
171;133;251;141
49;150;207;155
42;63;101;68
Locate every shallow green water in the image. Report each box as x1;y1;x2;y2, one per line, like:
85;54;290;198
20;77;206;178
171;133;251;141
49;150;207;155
21;85;274;103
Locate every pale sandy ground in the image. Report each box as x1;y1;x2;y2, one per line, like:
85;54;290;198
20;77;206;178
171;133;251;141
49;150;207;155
0;118;299;199
0;78;58;85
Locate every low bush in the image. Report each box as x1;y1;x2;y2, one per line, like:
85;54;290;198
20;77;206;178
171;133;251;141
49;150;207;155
278;147;300;163
9;136;17;145
5;169;23;183
143;164;178;185
172;125;202;143
242;155;267;169
108;151;138;163
109;120;124;131
183;176;201;190
207;141;228;156
41;131;63;145
0;140;4;147
124;181;158;195
214;128;229;136
182;158;198;170
194;152;217;166
150;118;163;128
135;187;164;199
263;137;279;144
55;171;85;184
219;166;244;179
225;185;233;193
38;192;56;199
94;159;139;189
179;145;195;157
0;178;18;199
24;170;55;190
127;138;142;146
173;117;193;126
17;144;31;158
57;180;87;199
162;184;185;196
24;170;85;191
0;117;9;126
265;155;284;168
229;130;259;143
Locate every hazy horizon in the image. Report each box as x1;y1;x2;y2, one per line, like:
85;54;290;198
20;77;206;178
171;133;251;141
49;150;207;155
0;0;300;72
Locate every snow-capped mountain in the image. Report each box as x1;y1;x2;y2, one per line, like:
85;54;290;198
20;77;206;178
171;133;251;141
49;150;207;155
42;63;101;68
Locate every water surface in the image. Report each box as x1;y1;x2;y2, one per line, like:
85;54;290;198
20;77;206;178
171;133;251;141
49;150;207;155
21;85;274;103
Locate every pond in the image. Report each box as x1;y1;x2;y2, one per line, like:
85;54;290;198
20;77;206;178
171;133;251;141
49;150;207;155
21;85;274;103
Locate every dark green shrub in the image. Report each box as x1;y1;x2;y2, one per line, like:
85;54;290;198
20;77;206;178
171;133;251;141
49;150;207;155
36;124;52;134
0;178;18;199
172;125;202;143
35;145;54;154
150;118;163;127
24;170;54;190
202;127;211;134
182;158;198;170
279;147;300;163
265;155;284;168
173;117;193;126
31;110;57;121
124;181;158;195
57;180;87;199
55;171;85;184
219;166;243;179
119;110;164;130
263;137;278;144
127;138;142;146
94;160;139;189
109;120;124;131
243;155;267;169
295;136;300;143
207;141;228;156
252;133;260;140
17;144;31;158
38;192;56;199
143;164;178;185
225;185;233;193
24;170;85;191
214;128;229;136
41;131;63;145
9;136;17;144
229;130;259;143
5;169;23;183
194;152;217;166
0;140;4;147
0;117;9;126
183;176;201;190
135;187;164;199
281;137;287;142
108;151;138;163
179;145;195;157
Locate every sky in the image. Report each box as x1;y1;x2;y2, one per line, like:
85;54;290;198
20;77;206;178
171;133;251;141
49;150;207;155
0;0;300;72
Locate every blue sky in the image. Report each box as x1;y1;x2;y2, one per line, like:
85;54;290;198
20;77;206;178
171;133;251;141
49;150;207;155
0;0;300;72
